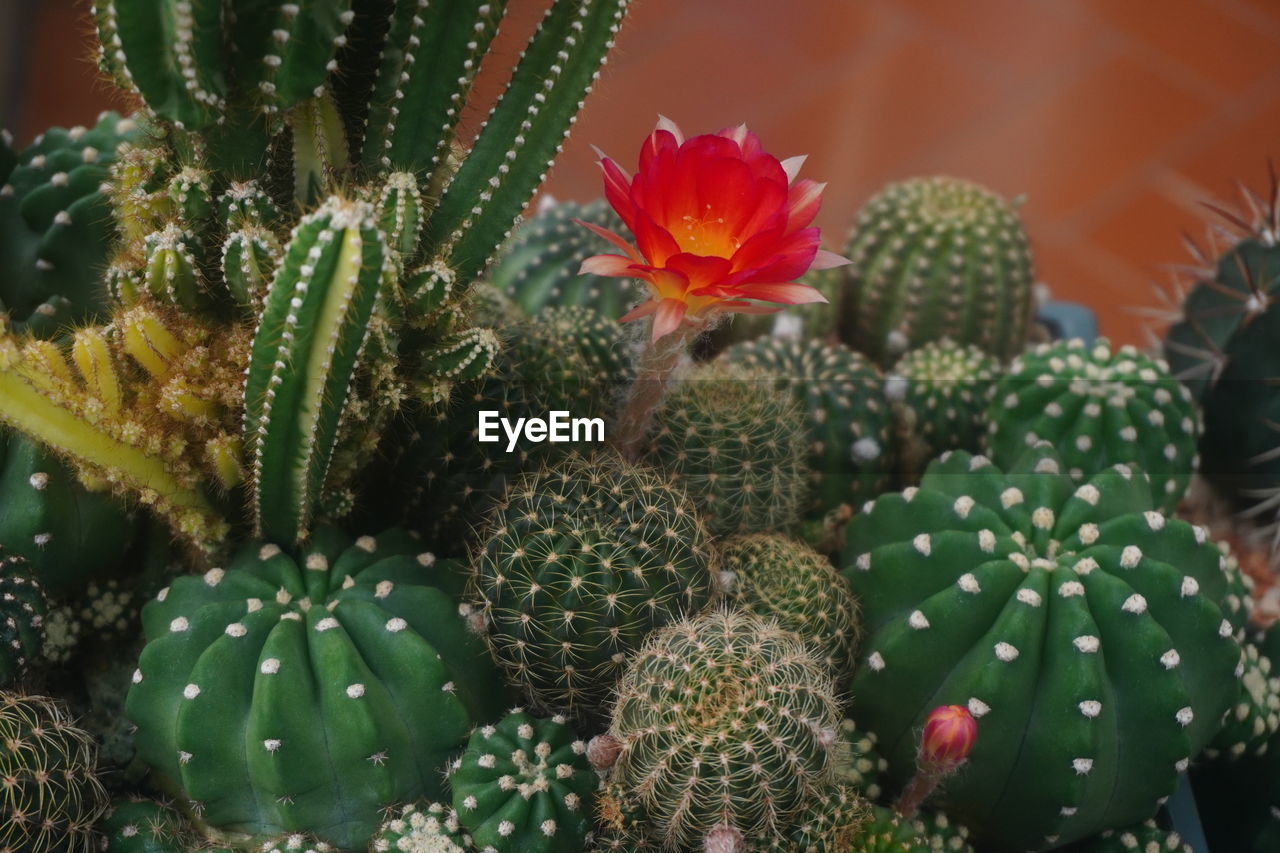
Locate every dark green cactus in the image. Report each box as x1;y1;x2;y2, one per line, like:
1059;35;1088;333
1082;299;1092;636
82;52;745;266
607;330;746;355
1205;640;1280;760
604;608;841;851
886;338;999;478
718;534;861;680
370;802;471;853
833;719;889;802
488;199;643;318
1071;821;1192;853
126;527;508;849
0;554;45;688
449;710;597;853
649;363;809;536
838;176;1034;365
842;444;1243;850
724;336;896;520
0;691;109;853
844;805;974;853
986;338;1200;514
471;452;715;718
98;797;189;853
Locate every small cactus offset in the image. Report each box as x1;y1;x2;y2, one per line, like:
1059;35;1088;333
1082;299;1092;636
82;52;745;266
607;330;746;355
0;553;46;687
1072;821;1193;853
986;338;1200;514
126;527;508;849
842;805;974;853
648;363;809;536
841;444;1242;850
98;796;189;853
1205;640;1280;760
832;719;889;802
717;534;861;680
449;709;597;853
470;452;715;717
724;337;896;520
886;339;999;479
838;176;1034;365
370;802;471;853
602;608;841;851
0;691;109;853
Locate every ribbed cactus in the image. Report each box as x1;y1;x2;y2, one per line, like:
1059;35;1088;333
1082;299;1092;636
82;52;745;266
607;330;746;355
1162;172;1280;520
0;691;109;853
0;553;45;687
471;452;714;717
370;802;471;853
603;609;841;851
126;527;508;849
842;444;1243;850
649;363;808;536
1073;821;1193;853
98;797;189;853
838;176;1034;365
987;339;1199;514
488;198;643;318
717;534;860;679
724;337;895;520
449;709;597;853
758;784;868;853
886;338;999;479
1205;640;1280;759
845;805;974;853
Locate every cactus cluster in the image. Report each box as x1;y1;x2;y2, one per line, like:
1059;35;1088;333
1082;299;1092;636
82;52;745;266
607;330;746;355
370;802;470;853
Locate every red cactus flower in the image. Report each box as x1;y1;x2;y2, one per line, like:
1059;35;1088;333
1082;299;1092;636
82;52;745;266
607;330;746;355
919;704;977;771
578;116;847;341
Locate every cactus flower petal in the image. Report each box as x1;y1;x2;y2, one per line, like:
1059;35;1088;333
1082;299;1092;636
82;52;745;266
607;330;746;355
920;704;978;771
580;118;845;341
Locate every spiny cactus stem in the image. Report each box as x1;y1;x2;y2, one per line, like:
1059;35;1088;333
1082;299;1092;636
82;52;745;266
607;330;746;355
610;324;697;460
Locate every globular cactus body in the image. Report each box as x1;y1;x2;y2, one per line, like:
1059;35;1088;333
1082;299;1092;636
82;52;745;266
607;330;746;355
126;527;508;849
98;797;188;853
839;176;1034;365
370;802;471;853
1072;821;1192;853
842;445;1242;850
0;554;45;687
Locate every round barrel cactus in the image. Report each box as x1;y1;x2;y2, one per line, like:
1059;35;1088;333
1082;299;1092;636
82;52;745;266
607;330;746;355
987;339;1200;513
724;337;895;518
450;710;597;852
838;176;1034;365
717;534;860;679
126;527;509;849
471;452;715;717
99;797;189;853
605;609;840;851
0;553;45;687
370;802;470;853
1;691;109;853
841;444;1243;850
649;363;808;536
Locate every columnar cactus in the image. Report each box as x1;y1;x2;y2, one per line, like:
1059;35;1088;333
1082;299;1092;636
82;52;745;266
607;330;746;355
841;444;1243;850
886;339;999;478
370;802;471;853
471;452;715;717
449;710;597;853
0;553;45;687
838;176;1034;365
0;691;109;853
604;609;841;851
724;337;895;519
126;527;508;849
986;338;1200;513
649;363;808;536
717;534;860;679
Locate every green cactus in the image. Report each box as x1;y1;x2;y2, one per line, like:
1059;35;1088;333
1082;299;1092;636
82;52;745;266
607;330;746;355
986;338;1200;514
256;834;335;853
471;452;715;718
769;784;869;853
724;337;896;520
1071;821;1192;853
1205;640;1280;760
832;719;889;802
488;199;643;318
604;608;841;851
0;553;45;687
0;691;109;853
370;802;471;853
0;112;139;333
838;176;1034;365
648;362;808;536
717;534;860;680
126;526;509;849
99;797;189;853
841;444;1243;850
1161;173;1280;523
886;339;999;479
449;710;597;853
843;805;974;853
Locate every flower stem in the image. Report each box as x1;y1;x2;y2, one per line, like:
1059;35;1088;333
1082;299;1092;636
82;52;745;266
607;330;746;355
892;769;943;819
611;323;700;461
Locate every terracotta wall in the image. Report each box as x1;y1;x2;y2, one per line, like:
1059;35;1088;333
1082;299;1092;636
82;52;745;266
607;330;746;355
10;0;1280;346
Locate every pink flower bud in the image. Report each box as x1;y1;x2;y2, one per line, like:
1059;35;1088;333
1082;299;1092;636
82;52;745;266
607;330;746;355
919;704;977;771
587;733;622;771
704;823;745;853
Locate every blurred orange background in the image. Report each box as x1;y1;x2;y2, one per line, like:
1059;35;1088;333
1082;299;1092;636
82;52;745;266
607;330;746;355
9;0;1280;346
